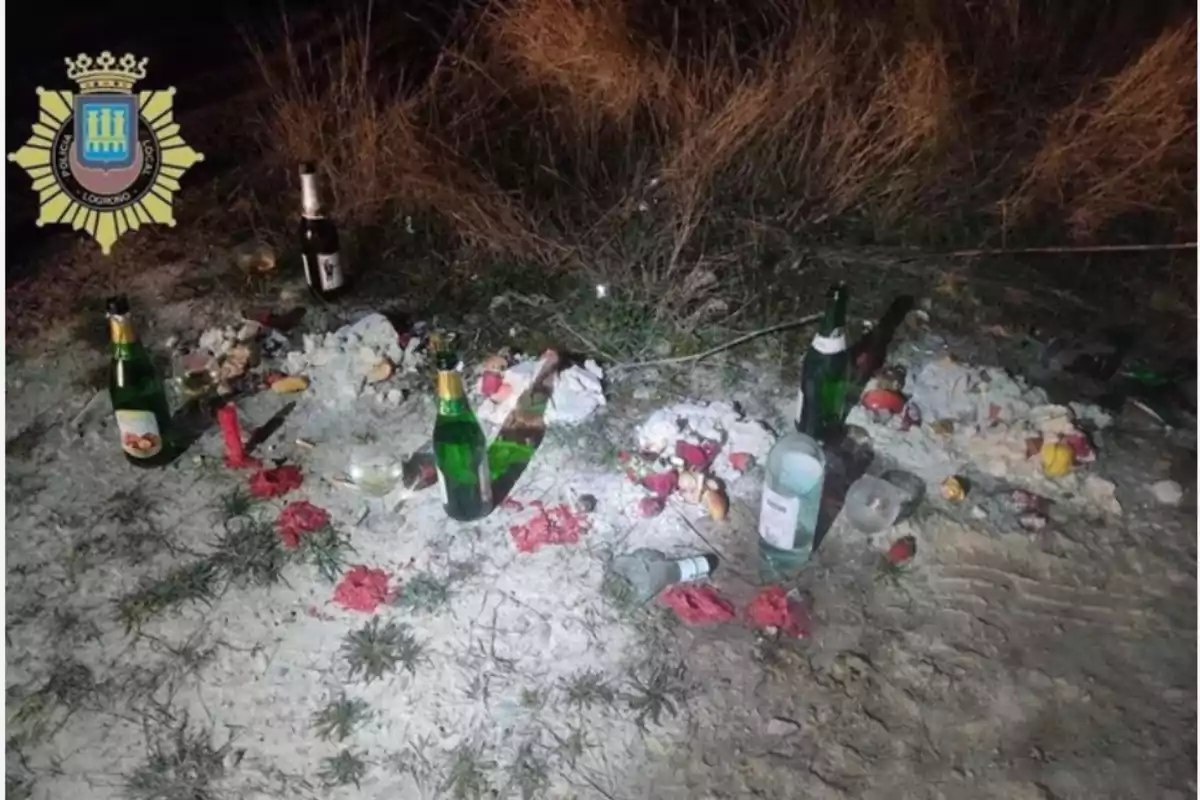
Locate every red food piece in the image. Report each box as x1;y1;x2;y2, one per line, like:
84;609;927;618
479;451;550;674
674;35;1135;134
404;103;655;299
659;584;736;625
1063;431;1096;463
886;535;917;566
249;465;303;498
728;452;754;472
616;450;631;463
501;497;525;512
333;565;395;612
861;389;906;415
216;404;262;470
275;501;330;548
638;496;665;517
480;370;504;398
745;586;810;638
675;440;712;471
509;504;589;553
899;402;922;432
640;469;679;498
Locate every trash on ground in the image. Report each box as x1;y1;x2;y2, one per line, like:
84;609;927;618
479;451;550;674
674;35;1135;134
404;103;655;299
270;375;309;394
475;352;606;427
1150;479;1184;505
249;465;304;498
860;388;906;415
509;503;589;553
637;401;775;487
745;586;810;638
284;313;425;407
608;549;716;605
637;496;665;518
333;565;395;612
658;584;736;625
885;535;917;566
845;354;1122;513
347;446;404;497
276;501;331;549
702;479;729;521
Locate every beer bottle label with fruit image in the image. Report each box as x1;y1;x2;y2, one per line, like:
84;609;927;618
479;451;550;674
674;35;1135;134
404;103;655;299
116;409;163;459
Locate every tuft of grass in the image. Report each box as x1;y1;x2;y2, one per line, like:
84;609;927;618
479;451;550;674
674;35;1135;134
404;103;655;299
115;560;221;633
442;744;495;800
561;669;615;711
312;694;371;742
104;487;153;526
341;618;425;684
124;717;230;800
518;687;544;710
507;740;550;800
298;525;352;583
624;660;689;730
10;659;98;744
6;419;49;462
216;486;257;523
210;517;289;589
394;571;453;613
319;748;368;788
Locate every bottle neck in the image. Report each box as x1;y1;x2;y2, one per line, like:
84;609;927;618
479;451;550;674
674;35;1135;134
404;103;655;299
436;369;467;415
813;285;847;354
299;173;322;218
109;315;137;348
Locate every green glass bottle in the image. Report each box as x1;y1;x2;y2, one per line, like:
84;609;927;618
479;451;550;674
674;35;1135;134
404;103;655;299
107;296;175;467
796;283;850;441
431;337;493;521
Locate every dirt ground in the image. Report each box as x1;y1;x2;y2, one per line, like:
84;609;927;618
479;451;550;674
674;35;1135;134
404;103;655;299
5;251;1197;799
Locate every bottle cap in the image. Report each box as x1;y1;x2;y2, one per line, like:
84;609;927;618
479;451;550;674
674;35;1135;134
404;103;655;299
105;295;130;316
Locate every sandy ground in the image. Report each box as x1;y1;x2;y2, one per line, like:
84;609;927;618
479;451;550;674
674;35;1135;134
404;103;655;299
5;265;1196;800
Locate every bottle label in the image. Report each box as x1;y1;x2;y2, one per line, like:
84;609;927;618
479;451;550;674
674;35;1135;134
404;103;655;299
317;253;344;291
812;330;847;355
116;409;162;459
758;486;801;549
675;556;711;582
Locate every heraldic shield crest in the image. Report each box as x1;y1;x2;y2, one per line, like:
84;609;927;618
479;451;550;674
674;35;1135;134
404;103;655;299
7;51;204;254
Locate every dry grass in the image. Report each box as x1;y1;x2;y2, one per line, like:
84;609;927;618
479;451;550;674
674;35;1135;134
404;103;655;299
245;0;1194;314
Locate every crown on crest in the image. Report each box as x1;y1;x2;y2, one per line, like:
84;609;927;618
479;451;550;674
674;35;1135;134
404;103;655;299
65;51;148;94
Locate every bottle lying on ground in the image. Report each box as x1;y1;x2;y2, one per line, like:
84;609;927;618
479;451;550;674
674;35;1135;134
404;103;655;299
107;295;175;468
298;162;348;302
431;336;493;521
607;549;718;605
796;282;850;441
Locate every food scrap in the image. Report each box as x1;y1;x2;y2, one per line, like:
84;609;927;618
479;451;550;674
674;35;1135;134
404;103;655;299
509;503;588;553
745;586;810;638
658;584;736;625
275;501;331;549
249;465;304;498
333;565;396;612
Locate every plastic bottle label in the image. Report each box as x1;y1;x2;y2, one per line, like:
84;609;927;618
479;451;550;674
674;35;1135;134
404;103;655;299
317;253;344;290
758;486;801;549
675;556;711;582
116;409;162;458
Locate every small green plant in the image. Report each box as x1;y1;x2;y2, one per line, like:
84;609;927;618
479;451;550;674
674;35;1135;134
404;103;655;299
518;687;544;710
443;744;495;800
210;517;289;588
299;525;352;583
10;659;98;744
624;660;689;730
217;486;257;523
115;560;220;632
312;694;371;742
319;748;368;788
508;740;549;800
561;670;615;710
394;571;452;613
341;618;425;683
124;717;230;800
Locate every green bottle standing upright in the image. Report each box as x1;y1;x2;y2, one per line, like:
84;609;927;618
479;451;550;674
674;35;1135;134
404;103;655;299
796;283;850;440
431;336;493;521
107;295;175;467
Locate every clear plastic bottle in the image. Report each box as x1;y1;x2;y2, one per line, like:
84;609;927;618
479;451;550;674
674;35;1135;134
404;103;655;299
608;549;718;605
758;430;827;579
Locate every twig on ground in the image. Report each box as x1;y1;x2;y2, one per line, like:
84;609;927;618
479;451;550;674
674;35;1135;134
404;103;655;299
930;242;1197;258
612;313;822;371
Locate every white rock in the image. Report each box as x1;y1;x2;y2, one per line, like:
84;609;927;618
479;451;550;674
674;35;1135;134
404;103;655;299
1150;480;1184;506
765;717;802;737
1082;475;1122;516
386;389;404;405
970;505;988;519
